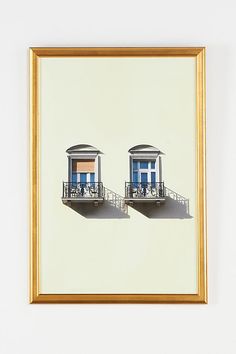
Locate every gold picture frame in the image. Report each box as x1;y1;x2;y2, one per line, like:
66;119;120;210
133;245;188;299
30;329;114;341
30;47;207;304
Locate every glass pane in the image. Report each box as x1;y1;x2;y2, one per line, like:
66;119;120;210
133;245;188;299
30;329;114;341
133;160;138;170
140;161;148;169
151;161;156;169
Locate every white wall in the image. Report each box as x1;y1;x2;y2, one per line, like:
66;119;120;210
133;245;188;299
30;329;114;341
0;0;235;353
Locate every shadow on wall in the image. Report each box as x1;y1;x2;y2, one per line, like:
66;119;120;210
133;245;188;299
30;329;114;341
67;201;130;219
63;186;191;219
130;192;192;219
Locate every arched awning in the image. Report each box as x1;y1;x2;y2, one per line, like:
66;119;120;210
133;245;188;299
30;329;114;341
66;144;102;154
128;144;163;154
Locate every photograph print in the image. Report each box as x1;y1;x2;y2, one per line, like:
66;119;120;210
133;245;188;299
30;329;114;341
30;47;207;303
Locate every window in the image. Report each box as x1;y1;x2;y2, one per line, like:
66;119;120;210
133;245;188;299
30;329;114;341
131;159;157;184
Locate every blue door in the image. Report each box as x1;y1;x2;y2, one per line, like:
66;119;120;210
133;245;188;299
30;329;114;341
141;173;148;186
80;173;87;185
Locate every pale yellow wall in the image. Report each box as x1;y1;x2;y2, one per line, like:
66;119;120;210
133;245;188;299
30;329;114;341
40;57;197;294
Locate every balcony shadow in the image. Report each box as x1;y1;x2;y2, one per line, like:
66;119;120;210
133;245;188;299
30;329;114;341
65;200;130;219
130;187;193;219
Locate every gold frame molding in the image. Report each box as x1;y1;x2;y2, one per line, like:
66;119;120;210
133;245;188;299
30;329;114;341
30;47;207;304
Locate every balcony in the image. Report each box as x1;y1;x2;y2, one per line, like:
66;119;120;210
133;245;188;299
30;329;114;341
62;182;104;205
125;182;165;205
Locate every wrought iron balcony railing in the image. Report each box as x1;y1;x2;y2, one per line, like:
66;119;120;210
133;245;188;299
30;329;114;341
125;182;165;199
62;182;104;199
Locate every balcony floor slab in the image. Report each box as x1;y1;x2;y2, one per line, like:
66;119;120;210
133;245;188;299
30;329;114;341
125;197;165;205
62;197;104;205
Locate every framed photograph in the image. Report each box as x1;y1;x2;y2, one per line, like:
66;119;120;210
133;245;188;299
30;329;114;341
30;47;207;303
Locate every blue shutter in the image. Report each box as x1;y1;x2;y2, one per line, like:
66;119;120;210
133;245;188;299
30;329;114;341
90;173;95;185
151;172;156;187
133;171;138;187
133;160;138;170
72;173;78;186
